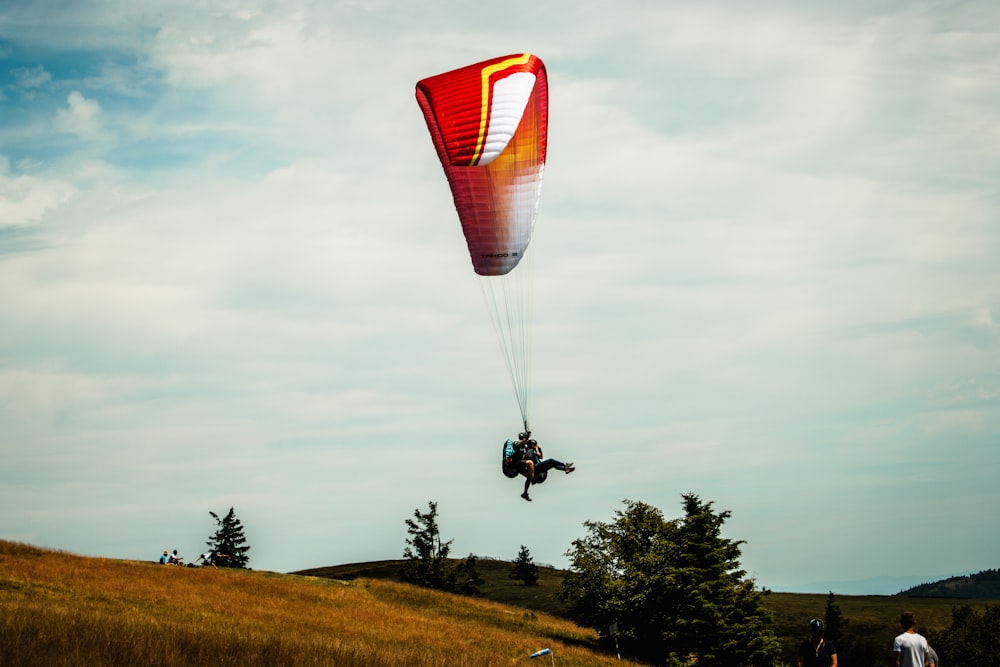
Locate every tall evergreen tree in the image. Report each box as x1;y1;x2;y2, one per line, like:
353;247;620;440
206;507;250;569
823;591;846;643
560;494;781;666
400;501;481;595
509;545;540;586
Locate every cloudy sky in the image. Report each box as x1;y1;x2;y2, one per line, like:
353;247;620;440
2;0;998;593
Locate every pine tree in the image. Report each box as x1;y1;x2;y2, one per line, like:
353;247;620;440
510;545;540;586
399;501;480;594
206;507;251;569
400;501;452;588
560;494;782;666
824;591;846;643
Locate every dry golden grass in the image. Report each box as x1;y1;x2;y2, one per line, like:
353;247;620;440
0;541;638;666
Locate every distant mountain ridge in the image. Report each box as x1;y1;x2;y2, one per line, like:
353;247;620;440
897;569;1000;599
774;574;968;596
297;561;1000;599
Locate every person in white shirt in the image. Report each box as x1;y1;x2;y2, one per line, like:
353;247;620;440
893;611;928;667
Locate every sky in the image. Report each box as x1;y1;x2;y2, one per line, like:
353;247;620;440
2;0;998;594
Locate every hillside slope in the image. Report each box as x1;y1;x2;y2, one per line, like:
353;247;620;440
6;542;996;666
897;568;1000;599
0;541;633;667
295;558;572;617
300;558;1000;664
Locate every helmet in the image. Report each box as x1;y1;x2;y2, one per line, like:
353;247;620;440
528;439;537;446
518;432;528;440
809;618;824;632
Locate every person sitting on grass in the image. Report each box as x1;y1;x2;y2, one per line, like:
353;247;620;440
196;550;231;568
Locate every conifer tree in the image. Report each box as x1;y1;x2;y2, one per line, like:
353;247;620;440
400;501;481;595
824;591;846;643
560;494;781;666
206;507;250;569
510;545;540;586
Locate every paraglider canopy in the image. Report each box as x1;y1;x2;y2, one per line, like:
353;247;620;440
416;53;548;276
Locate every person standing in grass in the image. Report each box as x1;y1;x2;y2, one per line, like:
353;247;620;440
918;628;939;667
893;611;929;667
797;618;837;667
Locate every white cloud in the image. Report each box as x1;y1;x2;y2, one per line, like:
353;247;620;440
53;91;104;140
12;65;53;89
0;159;78;227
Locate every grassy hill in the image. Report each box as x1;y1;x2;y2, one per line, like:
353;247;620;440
0;541;635;666
4;541;997;666
299;558;1000;665
295;557;573;618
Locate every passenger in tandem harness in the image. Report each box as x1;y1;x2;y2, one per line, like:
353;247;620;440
501;431;574;501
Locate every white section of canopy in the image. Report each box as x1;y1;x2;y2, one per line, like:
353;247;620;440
478;72;536;166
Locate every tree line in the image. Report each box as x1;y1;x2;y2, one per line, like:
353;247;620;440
214;498;1000;666
398;495;1000;667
